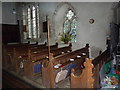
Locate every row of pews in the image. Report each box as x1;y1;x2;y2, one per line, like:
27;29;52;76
42;44;89;88
71;49;109;88
2;42;109;88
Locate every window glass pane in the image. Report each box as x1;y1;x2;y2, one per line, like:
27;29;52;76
32;6;35;10
33;20;36;27
71;19;76;29
37;7;39;38
27;8;31;21
32;10;36;18
27;8;32;38
28;8;30;14
28;24;32;38
71;19;76;42
23;20;26;25
32;6;36;18
32;6;36;38
67;10;74;20
23;32;27;39
33;27;36;38
22;9;26;15
64;20;70;34
22;9;26;25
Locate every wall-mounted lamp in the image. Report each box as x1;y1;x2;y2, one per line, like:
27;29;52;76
12;9;17;14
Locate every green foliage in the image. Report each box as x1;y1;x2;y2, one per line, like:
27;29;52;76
61;33;71;44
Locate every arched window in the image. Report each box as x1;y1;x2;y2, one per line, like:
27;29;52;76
22;4;40;40
63;9;77;42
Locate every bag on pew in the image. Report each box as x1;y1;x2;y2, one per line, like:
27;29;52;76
55;69;68;83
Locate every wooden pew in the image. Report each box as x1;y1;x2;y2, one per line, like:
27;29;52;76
2;43;29;69
2;42;47;70
92;49;109;88
71;58;94;88
70;49;109;88
2;42;46;68
42;44;89;88
11;42;58;72
29;42;57;53
20;43;72;78
29;43;72;61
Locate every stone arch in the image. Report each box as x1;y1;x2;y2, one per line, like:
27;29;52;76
51;2;77;43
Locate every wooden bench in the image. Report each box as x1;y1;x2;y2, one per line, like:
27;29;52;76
42;44;89;88
11;43;58;72
19;43;72;78
2;43;30;68
2;42;47;70
92;49;109;88
70;49;109;88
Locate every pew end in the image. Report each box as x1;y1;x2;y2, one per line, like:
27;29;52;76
42;53;56;88
44;42;47;46
86;43;89;48
70;49;109;88
55;42;58;47
69;43;72;47
71;58;94;88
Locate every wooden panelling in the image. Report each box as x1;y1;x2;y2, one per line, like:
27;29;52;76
2;24;20;44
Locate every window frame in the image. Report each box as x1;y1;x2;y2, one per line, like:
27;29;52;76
22;3;40;41
63;9;77;43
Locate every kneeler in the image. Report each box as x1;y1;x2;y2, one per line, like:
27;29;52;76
33;62;42;73
55;69;68;83
67;64;77;76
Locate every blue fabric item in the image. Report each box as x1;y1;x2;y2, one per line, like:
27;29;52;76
110;67;116;74
67;64;77;75
34;64;42;73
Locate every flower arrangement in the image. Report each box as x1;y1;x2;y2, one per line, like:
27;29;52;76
61;33;71;44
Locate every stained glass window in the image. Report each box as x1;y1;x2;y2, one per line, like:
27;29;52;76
22;4;40;40
63;9;76;42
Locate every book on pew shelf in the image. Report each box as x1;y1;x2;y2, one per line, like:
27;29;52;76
77;55;81;58
70;59;74;61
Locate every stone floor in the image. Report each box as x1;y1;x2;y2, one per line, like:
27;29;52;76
3;67;71;88
56;77;70;88
3;67;120;88
33;74;70;88
31;73;70;88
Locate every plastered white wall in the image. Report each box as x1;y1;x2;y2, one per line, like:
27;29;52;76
2;2;17;24
38;2;114;58
38;2;58;45
71;2;113;58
